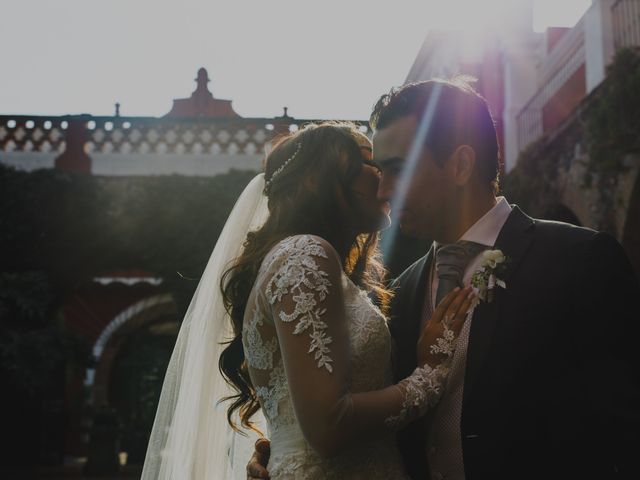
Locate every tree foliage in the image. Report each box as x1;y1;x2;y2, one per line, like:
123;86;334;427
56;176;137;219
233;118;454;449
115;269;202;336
0;165;257;392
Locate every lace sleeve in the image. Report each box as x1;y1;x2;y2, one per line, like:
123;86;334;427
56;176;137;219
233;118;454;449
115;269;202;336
383;363;449;429
264;235;453;457
265;235;335;372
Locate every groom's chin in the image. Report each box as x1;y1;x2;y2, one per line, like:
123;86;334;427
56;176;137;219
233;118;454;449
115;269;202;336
398;218;429;240
399;223;417;237
398;213;416;235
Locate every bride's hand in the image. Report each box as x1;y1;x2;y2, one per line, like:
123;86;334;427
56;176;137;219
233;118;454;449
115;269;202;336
417;287;475;368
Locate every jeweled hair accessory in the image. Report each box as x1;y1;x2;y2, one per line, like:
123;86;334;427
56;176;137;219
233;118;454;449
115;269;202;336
263;142;302;194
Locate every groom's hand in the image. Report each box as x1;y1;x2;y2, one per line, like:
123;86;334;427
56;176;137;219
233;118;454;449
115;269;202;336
246;438;271;479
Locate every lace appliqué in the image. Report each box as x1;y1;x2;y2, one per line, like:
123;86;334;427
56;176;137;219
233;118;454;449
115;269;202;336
268;445;411;480
243;307;278;370
265;236;334;372
429;325;456;357
344;281;392;392
384;363;449;429
255;363;295;427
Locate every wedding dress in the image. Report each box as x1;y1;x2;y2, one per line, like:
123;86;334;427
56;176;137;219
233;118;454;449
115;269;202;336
243;234;450;479
142;175;451;480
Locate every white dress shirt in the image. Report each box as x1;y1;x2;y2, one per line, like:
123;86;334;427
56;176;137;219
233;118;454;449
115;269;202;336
425;197;512;480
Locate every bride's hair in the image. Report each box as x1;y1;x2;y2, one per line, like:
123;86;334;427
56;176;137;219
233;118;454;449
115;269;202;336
220;121;391;432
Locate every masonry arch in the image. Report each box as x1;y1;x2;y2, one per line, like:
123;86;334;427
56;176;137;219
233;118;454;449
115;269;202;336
86;294;179;464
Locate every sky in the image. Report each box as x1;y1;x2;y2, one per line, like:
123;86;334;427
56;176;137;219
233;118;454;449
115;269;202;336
0;0;591;120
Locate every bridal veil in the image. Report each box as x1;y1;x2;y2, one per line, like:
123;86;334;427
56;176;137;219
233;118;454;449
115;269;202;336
142;174;268;479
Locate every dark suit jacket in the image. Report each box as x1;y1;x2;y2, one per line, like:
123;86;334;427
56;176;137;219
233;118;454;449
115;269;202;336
389;206;640;479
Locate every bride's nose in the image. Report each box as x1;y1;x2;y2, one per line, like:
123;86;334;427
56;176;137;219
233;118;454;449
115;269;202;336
377;174;395;203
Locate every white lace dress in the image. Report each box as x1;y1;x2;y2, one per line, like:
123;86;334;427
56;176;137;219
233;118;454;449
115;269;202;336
242;235;450;479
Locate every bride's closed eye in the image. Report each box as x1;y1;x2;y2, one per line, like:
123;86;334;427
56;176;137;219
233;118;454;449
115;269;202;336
363;159;382;176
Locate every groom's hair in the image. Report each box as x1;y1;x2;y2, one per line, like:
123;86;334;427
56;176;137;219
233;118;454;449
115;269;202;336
370;77;501;192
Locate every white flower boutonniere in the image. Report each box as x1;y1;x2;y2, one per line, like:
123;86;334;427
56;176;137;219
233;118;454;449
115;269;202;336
470;249;509;305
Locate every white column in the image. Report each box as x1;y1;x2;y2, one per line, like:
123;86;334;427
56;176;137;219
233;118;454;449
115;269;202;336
502;32;541;172
585;0;616;93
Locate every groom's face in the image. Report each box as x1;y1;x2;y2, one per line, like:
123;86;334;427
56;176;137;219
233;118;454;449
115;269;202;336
372;115;452;240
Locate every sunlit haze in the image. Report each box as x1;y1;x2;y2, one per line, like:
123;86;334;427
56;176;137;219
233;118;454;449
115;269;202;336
1;0;591;120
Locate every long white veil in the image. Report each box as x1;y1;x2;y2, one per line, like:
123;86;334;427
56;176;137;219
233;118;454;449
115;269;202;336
142;174;268;479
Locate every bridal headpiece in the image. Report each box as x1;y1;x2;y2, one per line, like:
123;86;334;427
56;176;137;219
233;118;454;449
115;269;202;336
263;142;302;195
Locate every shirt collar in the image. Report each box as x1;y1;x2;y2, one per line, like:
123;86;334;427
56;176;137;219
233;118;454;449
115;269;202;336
459;196;512;248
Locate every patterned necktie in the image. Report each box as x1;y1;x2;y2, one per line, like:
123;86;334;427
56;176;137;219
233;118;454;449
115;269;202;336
434;241;486;306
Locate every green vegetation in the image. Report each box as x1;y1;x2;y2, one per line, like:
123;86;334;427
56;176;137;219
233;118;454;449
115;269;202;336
0;165;256;393
502;48;640;219
585;48;640;182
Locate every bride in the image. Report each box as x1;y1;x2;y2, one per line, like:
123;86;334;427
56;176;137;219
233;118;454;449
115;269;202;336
142;122;474;479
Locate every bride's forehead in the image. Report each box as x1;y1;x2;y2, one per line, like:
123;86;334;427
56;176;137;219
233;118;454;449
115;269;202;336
355;132;372;146
360;145;373;161
353;134;373;161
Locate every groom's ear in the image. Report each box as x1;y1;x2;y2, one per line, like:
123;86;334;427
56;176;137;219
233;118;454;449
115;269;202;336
451;145;476;187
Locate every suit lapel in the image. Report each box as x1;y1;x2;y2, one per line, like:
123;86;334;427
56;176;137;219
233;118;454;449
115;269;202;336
407;245;434;329
463;206;535;403
395;244;434;379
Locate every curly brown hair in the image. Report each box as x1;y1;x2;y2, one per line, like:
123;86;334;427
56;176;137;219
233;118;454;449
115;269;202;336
219;121;392;432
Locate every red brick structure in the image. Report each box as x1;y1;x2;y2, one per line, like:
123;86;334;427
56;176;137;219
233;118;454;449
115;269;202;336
165;68;240;119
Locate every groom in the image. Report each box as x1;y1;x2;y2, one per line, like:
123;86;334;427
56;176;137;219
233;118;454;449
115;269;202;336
248;79;640;479
370;78;640;479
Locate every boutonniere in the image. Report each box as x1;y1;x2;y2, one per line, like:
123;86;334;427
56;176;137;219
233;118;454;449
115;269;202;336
470;249;509;304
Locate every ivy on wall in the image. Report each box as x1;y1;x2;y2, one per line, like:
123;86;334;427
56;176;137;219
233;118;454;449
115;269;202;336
500;137;563;217
502;48;640;221
585;48;640;181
